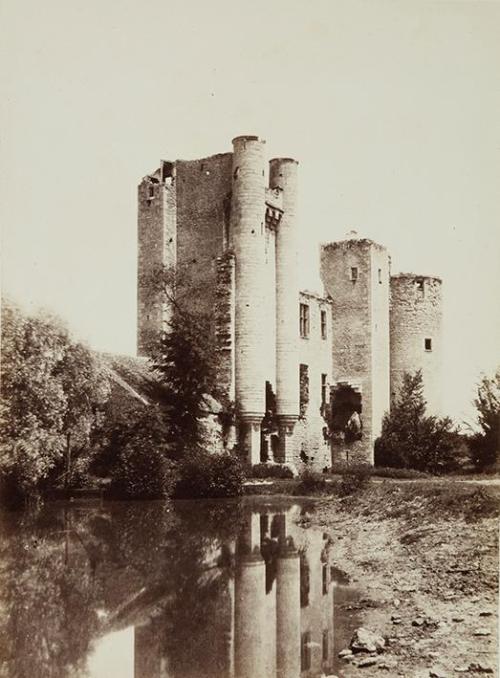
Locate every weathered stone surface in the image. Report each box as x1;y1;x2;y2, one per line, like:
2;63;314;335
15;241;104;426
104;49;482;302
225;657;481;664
350;627;386;653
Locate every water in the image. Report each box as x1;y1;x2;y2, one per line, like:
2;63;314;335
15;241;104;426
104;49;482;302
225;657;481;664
0;497;360;678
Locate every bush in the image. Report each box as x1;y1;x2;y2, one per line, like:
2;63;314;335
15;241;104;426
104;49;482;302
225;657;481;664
251;463;295;480
107;407;175;499
375;371;459;474
338;466;370;496
111;443;176;499
294;467;330;495
173;452;244;499
372;466;430;479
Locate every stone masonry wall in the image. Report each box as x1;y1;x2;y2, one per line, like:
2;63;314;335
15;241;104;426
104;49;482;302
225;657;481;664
215;252;236;401
320;239;380;464
390;274;443;415
137;177;176;356
293;291;332;471
175;153;233;319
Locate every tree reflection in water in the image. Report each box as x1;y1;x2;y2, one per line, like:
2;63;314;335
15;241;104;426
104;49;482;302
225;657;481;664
0;498;350;678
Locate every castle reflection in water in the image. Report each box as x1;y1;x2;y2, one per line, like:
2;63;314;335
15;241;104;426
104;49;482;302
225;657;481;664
132;505;335;678
0;499;356;678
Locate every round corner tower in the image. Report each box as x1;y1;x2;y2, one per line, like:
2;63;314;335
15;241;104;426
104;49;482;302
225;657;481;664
269;157;300;442
390;274;443;415
230;135;268;461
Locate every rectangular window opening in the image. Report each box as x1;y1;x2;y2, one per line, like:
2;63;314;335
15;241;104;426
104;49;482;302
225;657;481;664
299;303;310;338
425;338;432;351
301;632;312;671
350;266;358;281
320;309;327;339
378;268;382;284
321;374;327;406
322;629;329;662
299;364;310;417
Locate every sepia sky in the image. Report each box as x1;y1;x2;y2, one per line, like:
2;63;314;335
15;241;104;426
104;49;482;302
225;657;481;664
1;0;499;424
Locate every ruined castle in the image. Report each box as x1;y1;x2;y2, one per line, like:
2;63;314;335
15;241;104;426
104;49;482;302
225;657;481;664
137;135;442;468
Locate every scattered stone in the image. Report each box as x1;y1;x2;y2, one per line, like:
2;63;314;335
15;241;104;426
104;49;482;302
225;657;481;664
454;667;469;674
378;659;397;670
393;598;401;608
428;652;439;659
398;585;416;593
338;648;353;658
479;611;493;617
429;669;448;678
467;661;494;673
391;614;402;624
451;616;464;622
350;627;386;654
473;628;491;636
357;656;379;668
412;617;425;627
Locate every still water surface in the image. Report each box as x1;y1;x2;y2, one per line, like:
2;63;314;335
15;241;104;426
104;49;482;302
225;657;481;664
0;497;360;678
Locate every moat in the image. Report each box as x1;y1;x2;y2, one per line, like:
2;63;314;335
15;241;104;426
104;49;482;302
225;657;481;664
0;497;361;678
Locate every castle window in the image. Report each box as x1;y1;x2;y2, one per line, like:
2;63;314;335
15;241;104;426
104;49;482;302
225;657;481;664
148;185;155;199
378;268;382;284
321;374;327;406
299;364;309;417
299;303;310;338
417;279;425;296
322;563;328;595
322;629;329;661
350;266;358;282
301;632;312;671
320;310;327;339
425;338;432;351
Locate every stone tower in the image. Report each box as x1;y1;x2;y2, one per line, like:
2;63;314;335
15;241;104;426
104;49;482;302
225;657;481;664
230;136;268;460
269;158;300;459
390;274;443;415
320;237;391;463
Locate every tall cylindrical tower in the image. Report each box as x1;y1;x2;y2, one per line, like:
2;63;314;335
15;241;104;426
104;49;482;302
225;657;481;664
269;158;300;461
231;136;268;462
390;274;443;415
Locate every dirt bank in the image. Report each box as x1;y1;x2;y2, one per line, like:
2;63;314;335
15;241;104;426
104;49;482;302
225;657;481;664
308;481;499;677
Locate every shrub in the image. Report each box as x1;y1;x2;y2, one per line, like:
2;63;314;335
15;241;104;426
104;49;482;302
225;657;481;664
111;442;177;499
173;452;244;499
108;407;175;499
294;467;329;495
468;369;500;470
372;466;429;479
375;370;460;474
251;463;295;480
338;466;370;496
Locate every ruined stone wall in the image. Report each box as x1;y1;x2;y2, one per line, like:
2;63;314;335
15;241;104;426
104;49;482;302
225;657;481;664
215;253;236;402
320;238;390;464
370;245;391;440
175;153;233;317
390;274;443;415
137;177;176;356
293;292;332;470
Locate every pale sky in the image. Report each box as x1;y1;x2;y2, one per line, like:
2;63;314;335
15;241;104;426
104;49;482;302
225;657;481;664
1;0;499;424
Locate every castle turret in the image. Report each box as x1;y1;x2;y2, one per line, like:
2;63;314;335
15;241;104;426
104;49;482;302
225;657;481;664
231;136;268;463
320;237;391;463
390;274;443;414
269;158;300;461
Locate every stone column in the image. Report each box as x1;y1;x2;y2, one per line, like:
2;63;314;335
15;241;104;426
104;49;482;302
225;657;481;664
270;158;300;459
231;136;267;463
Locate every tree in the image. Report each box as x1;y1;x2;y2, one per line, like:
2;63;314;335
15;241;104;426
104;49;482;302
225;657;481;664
375;370;459;473
148;265;218;458
0;300;110;503
468;369;500;470
58;343;110;487
0;302;68;499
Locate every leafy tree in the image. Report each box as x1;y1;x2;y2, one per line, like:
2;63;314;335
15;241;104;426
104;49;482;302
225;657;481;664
375;370;459;473
148;265;218;458
468;369;500;470
57;343;109;487
0;302;68;499
0;300;110;503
